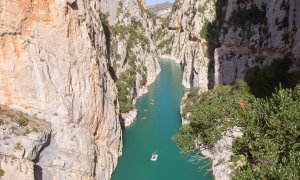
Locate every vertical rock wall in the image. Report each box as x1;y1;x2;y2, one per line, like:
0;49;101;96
0;0;122;179
215;0;300;86
100;0;161;127
162;0;300;89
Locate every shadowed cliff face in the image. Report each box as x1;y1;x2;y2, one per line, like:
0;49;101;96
0;0;122;179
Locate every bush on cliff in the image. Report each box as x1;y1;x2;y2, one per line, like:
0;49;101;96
175;82;300;179
175;80;254;148
174;60;300;178
232;87;300;179
117;67;136;113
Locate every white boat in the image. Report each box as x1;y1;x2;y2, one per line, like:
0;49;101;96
150;153;158;161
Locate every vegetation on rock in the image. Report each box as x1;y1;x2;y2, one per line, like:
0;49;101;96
0;168;4;177
117;67;136;113
157;34;174;54
174;59;300;179
16;115;28;127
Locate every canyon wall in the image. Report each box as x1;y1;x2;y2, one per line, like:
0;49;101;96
158;0;217;90
0;0;123;179
0;0;160;179
167;0;300;179
100;0;160;127
160;0;300;89
215;0;300;86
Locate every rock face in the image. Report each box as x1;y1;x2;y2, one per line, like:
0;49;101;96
0;0;122;179
100;0;161;127
157;0;217;90
0;155;35;180
199;127;243;180
215;0;300;86
160;0;300;89
148;2;173;18
0;105;51;161
0;0;161;179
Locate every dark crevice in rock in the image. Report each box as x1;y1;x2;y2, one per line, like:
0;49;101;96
100;14;117;81
34;165;43;180
68;1;78;10
119;114;126;130
33;131;52;180
33;131;52;163
92;150;98;178
123;50;129;67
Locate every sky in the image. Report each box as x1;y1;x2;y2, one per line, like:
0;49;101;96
146;0;175;6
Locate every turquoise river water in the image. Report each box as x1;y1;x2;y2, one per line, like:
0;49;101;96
112;60;213;180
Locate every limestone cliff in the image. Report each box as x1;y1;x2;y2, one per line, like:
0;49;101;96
159;0;300;89
0;0;122;179
157;0;218;90
215;0;300;86
100;0;161;127
169;0;300;179
148;2;173;18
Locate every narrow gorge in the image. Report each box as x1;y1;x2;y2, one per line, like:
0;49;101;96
0;0;299;180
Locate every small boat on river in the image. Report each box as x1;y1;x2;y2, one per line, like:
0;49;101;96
150;152;158;161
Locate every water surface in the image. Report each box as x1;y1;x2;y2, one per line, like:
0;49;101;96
112;60;213;180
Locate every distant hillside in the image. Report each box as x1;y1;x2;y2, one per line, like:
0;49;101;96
148;1;173;18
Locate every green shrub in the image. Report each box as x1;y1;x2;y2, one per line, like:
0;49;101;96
200;20;209;39
293;84;300;100
232;88;300;179
117;67;137;113
157;35;174;54
173;125;197;153
14;143;23;151
0;168;4;177
23;128;30;135
16;115;28;127
141;69;147;86
198;5;205;14
110;24;150;52
177;80;253;148
32;127;39;132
